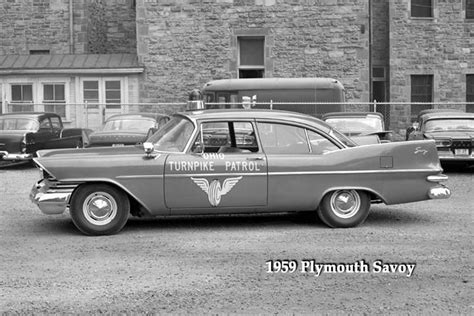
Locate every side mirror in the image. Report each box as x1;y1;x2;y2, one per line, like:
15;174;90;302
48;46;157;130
143;142;154;156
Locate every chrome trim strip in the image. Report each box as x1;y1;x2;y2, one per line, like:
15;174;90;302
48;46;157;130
269;169;441;176
116;175;164;179
166;172;267;178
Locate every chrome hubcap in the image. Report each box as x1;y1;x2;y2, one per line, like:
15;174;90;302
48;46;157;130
330;190;361;219
83;192;117;226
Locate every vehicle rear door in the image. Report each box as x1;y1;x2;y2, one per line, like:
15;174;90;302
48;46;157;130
32;117;55;151
256;121;342;211
164;120;268;213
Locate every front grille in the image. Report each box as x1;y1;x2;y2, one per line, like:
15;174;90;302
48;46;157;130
451;139;472;149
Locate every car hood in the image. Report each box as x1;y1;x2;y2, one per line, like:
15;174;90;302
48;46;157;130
88;130;148;146
424;131;474;139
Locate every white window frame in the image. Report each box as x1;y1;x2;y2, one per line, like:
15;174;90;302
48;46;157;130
79;77;127;112
3;77;71;120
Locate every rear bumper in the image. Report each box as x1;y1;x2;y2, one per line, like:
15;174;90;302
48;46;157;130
0;151;33;161
428;185;451;199
29;179;75;215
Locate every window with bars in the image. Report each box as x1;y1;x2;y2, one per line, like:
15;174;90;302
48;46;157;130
11;84;34;112
467;0;474;19
43;84;66;118
467;75;474;113
411;0;433;18
411;75;433;118
238;37;265;78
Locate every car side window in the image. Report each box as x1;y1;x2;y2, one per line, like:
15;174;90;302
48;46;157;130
307;130;339;154
39;118;51;130
258;122;310;154
191;121;258;153
50;117;62;129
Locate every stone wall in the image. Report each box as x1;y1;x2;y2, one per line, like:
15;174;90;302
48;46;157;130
0;0;72;54
389;0;474;135
136;0;370;110
0;0;136;55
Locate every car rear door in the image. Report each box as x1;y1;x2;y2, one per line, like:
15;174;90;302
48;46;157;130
164;120;268;213
256;121;342;211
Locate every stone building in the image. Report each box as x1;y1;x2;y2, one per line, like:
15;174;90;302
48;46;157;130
0;0;473;136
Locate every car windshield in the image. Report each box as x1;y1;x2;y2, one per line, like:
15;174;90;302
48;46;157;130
424;118;474;132
0;118;39;131
325;116;383;134
146;115;195;152
103;118;156;131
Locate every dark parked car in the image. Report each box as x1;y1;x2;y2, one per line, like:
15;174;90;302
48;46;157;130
322;112;392;145
86;113;169;147
407;110;474;166
31;109;449;235
0;112;91;167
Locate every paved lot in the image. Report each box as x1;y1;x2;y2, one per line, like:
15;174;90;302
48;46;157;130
0;164;472;314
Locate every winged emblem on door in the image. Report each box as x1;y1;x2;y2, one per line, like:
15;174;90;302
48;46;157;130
191;176;243;207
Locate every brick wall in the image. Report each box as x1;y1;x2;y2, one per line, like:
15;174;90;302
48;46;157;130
389;0;474;134
136;0;370;111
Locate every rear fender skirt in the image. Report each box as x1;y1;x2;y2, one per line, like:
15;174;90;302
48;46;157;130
318;186;387;206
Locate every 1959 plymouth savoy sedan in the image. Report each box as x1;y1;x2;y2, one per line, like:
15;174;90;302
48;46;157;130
0;112;91;167
30;109;451;235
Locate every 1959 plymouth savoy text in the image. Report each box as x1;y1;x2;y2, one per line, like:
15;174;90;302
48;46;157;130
30;109;451;235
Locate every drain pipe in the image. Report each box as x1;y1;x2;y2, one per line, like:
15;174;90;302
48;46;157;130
69;0;74;54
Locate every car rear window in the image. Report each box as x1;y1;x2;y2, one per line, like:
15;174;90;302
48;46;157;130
0;118;39;131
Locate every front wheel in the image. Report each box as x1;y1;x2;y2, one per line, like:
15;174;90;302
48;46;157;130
70;184;129;235
317;189;370;228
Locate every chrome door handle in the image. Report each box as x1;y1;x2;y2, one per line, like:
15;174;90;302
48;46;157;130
246;157;264;161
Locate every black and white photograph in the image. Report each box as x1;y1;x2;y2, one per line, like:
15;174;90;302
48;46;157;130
0;0;472;314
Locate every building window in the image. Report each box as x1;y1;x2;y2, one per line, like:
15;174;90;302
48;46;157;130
43;84;66;118
105;80;121;109
411;75;433;119
10;84;33;112
411;0;433;18
238;37;265;78
30;50;50;55
467;0;474;19
83;80;99;109
467;75;474;113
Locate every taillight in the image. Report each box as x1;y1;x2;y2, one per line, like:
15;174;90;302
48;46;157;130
20;135;27;153
434;139;452;147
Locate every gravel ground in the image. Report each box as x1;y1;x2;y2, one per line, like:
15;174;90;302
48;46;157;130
0;164;472;314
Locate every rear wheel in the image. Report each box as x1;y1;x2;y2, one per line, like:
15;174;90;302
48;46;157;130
317;189;370;228
70;184;129;235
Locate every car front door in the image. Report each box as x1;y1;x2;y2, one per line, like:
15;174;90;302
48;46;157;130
164;120;268;213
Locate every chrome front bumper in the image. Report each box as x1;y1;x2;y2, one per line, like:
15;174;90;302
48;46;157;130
0;151;33;161
29;179;75;215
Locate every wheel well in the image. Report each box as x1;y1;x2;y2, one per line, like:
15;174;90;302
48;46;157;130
70;181;149;217
319;187;385;205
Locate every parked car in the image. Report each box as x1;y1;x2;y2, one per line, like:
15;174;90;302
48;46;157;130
322;112;392;145
0;112;91;167
86;113;169;147
30;109;450;235
406;110;474;166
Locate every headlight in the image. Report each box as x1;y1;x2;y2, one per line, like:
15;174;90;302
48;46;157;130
435;139;452;147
